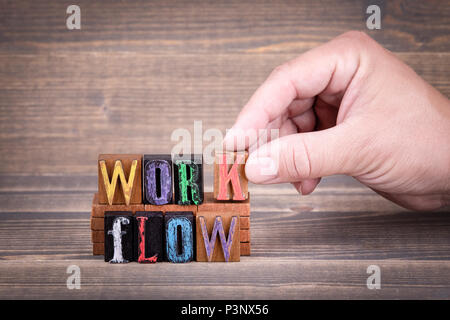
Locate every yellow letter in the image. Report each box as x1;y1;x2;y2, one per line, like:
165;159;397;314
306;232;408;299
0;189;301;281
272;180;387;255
100;160;137;205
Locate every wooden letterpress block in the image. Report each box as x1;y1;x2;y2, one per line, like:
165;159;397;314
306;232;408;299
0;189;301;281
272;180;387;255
173;154;204;205
145;203;197;215
93;242;104;255
143;154;173;205
91;193;145;219
134;211;164;263
198;192;250;217
240;229;250;243
98;154;142;205
240;216;250;229
104;211;134;263
198;192;251;256
196;211;240;262
90;217;104;230
164;211;195;263
91;230;104;243
240;242;251;256
214;151;248;201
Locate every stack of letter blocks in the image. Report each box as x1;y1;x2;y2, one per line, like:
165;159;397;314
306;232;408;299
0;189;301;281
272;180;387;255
90;152;250;263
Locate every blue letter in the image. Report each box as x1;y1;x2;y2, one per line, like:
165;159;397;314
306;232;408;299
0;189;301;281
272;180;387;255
165;217;193;263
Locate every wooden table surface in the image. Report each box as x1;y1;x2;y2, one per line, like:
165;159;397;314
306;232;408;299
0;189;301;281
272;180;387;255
0;0;449;299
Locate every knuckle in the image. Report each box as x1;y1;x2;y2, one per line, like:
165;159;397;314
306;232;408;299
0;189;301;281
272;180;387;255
335;30;374;56
296;135;313;178
340;30;372;43
279;137;311;180
270;64;289;79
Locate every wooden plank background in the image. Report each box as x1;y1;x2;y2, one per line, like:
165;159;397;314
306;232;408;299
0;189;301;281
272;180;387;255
0;0;449;299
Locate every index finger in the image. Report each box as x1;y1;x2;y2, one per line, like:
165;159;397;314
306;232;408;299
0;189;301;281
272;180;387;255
224;31;367;150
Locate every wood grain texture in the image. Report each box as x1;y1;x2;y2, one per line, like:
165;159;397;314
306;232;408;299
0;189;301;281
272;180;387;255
91;230;104;244
0;176;449;298
0;0;449;299
3;181;448;262
240;242;251;257
0;1;449;176
144;204;197;215
92;242;104;256
91;193;145;218
90;217;103;231
1;0;449;54
1;259;450;299
198;192;251;217
240;217;250;229
240;229;250;243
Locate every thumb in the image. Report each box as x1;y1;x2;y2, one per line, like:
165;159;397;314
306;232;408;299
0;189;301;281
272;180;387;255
245;123;363;184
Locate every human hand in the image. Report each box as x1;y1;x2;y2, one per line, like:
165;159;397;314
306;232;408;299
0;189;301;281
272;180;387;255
224;31;450;211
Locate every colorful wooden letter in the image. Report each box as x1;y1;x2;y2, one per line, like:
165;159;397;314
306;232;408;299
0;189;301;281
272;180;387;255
92;152;252;260
214;151;248;201
173;154;204;205
98;154;142;205
134;211;164;263
104;211;134;263
143;154;173;205
196;211;240;262
165;212;194;263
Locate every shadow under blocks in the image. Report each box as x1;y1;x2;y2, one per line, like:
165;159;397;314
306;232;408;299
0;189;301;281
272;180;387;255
91;151;250;263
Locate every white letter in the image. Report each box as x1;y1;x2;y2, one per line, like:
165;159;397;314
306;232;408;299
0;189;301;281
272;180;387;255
367;265;381;289
193;120;203;156
108;217;130;263
171;128;192;161
366;5;381;30
66;5;81;30
66;265;81;289
203;128;223;165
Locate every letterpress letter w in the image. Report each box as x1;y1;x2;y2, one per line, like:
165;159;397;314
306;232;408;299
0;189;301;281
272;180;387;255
199;216;238;262
100;160;137;205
